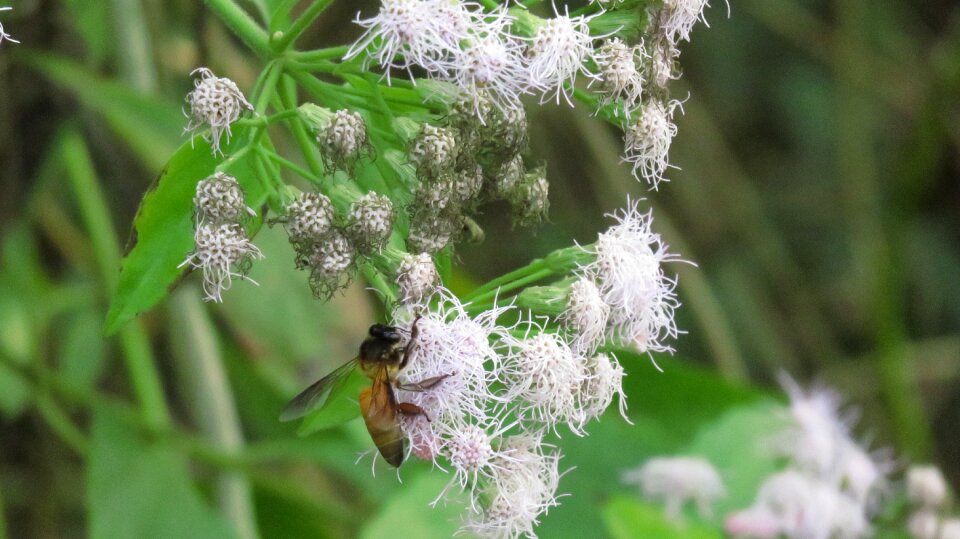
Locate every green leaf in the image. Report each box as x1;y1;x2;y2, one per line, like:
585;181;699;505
297;370;368;436
59;308;109;391
104;134;263;335
62;0;112;65
87;409;237;539
359;472;464;539
603;496;723;539
20;52;182;171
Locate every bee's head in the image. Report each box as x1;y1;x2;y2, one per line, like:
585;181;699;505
368;324;401;343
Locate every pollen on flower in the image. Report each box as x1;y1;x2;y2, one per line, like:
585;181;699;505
449;425;495;480
318;109;368;170
282;192;335;244
396;253;440;304
193;172;254;224
622;98;681;187
179;223;263;303
346;192;394;253
184;68;253;156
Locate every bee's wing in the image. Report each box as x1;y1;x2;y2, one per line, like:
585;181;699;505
360;366;405;467
279;358;359;422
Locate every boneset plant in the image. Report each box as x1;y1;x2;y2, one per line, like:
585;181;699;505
106;0;717;536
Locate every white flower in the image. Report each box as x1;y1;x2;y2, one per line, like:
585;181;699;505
179;223;263;302
941;519;960;539
725;506;781;539
752;471;870;539
579;353;627;423
0;6;19;45
344;0;471;78
184;68;253;156
659;0;711;44
283;192;335;244
622;456;725;519
346;192;394;252
772;377;850;478
466;434;562;538
622;98;681;187
592;38;644;113
908;511;941;539
447;7;532;115
837;441;890;510
193;172;255;224
906;465;949;510
526;6;601;105
396;252;440;304
499;332;586;433
649;40;680;89
584;199;684;355
560;277;610;354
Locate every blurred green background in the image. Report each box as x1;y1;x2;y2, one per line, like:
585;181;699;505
0;0;957;537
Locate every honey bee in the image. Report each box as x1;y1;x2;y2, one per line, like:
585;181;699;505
280;319;446;467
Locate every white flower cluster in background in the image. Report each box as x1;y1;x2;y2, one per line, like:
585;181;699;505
180;172;262;302
906;465;959;539
725;376;892;539
184;68;253;156
0;6;19;45
621;456;726;519
566;198;685;357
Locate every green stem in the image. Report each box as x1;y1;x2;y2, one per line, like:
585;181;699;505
168;287;259;539
462;259;550;302
466;268;555;306
204;0;271;57
291;45;350;61
258;147;322;184
361;265;398;305
252;61;284;114
274;0;335;51
235;108;300;128
34;392;90;456
111;0;157;93
280;75;325;177
60;128;172;430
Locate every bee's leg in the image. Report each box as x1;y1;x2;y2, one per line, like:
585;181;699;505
399;314;422;369
397;402;432;422
394;373;451;392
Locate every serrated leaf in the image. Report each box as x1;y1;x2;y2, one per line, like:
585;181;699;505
297;370;368;436
20;52;182;171
87;409;237;539
104;133;264;335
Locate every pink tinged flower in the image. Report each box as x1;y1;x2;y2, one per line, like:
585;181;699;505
725;507;781;539
621;456;725;519
526;6;602;106
0;6;18;45
622;98;681;187
178;223;263;302
585;200;685;356
184;68;253;156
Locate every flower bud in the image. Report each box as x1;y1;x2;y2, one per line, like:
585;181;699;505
346;192;394;253
179;222;263;302
319;109;367;169
513;168;549;226
185;68;253;156
396;253;439;305
302;229;356;299
283;192;335;244
409;124;459;177
193;172;253;224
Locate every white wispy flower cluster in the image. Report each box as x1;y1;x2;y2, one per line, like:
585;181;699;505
725;376;892;539
180;173;262;302
184;68;253;156
566;198;685;357
390;284;631;537
0;6;19;45
621;456;726;519
346;1;603;115
906;465;959;539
